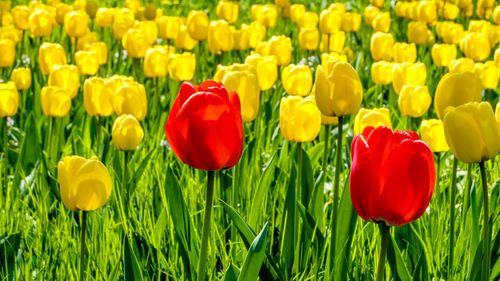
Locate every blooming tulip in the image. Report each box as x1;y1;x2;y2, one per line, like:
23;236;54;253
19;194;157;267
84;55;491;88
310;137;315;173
12;5;30;30
417;1;437;25
85;42;107;65
208;20;234;54
165;80;243;171
84;77;114;117
449;57;475;74
75;51;99;75
319;9;341;34
112;9;134;39
216;1;239;24
41;86;71;117
168;52;196;81
282;64;312;97
353;107;392;135
460;33;491;62
39;43;67;75
372;12;391;33
290;4;305;23
11;68;31;91
320;31;345;53
144;47;168;78
114;81;147;121
95;8;113;28
370;32;394;61
58;156;112;211
48;65;79;98
341;12;361;32
247;21;266;48
0;39;15;68
350;125;435;226
252;4;278;28
393;43;416;63
298;11;318;28
298;27;319;51
158;16;184;40
76;31;98;51
264;36;292;66
475;62;499;89
175;25;198;51
437;22;464;45
29;8;53;37
0;82;18;117
398;85;431;118
407;21;432;45
371;61;393;85
112;114;144;151
364;5;380;26
392;63;427;95
64;10;89;38
122;28;149;59
431;44;457;67
370;0;384;8
245;53;277;91
233;25;250;50
280;95;321;143
186;10;209;41
420;119;449;153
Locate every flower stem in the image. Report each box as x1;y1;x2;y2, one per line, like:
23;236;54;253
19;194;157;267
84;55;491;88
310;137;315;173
376;224;390;281
123;151;130;220
197;170;215;281
448;156;458;279
322;125;330;179
96;116;102;158
329;115;343;274
297;142;303;203
79;211;87;281
479;161;490;280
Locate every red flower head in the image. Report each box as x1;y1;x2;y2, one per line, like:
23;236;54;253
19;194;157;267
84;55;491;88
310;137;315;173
165;80;244;171
350;125;436;226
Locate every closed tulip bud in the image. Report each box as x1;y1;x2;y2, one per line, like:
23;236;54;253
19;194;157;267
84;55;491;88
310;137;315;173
370;32;394;61
474;61;499;89
158;16;184;40
29;8;53;37
85;42;107;65
370;0;384;8
64;11;89;38
364;5;380;26
122;28;150;59
112;114;144;151
55;3;72;26
207;20;234;54
353;107;392;135
12;5;30;30
216;1;239;24
168;52;196;81
460;33;490;62
371;61;393;85
114;81;147;121
298;11;318;28
95;8;113;27
290;4;306;23
252;4;278;28
392;63;427;95
393;42;417;63
11;67;31;90
444;102;500;163
0;82;18;117
248;21;266;48
440;2;459;20
0;39;15;68
175;25;198;51
395;1;410;18
282;64;313;97
341;12;361;32
112;10;134;39
420;119;449;152
431;44;457;67
407;21;431;45
186;10;209;41
449;57;475;73
321;31;346;53
372;12;390;33
315;61;363;117
75;51;99;75
245;53;278;91
417;1;437;25
143;47;168;78
48;64;79;98
83;77;113;117
265;35;292;66
434;72;482;120
233;25;250;50
398;85;431;118
298;27;319;50
328;3;346;13
280;95;321;142
41;86;71;117
58;156;112;211
39;42;67;75
320;9;341;34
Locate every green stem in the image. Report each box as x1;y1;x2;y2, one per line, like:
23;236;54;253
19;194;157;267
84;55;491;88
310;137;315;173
3;118;8;190
322;125;330;178
79;211;87;281
47;117;54;162
123;151;130;220
96;116;102;158
197;170;215;281
479;161;490;280
448;157;458;279
329;115;343;274
297;142;303;204
462;163;473;226
376;224;390;281
54;117;64;162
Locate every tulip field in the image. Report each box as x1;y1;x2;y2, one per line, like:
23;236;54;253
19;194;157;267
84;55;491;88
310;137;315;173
2;0;500;280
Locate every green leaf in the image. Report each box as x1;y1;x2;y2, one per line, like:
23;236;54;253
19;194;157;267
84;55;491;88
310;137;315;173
300;146;314;207
281;163;296;271
248;154;276;229
237;223;268;281
223;264;240;281
129;149;156;195
220;199;256;247
16;113;41;175
412;253;429;281
0;233;21;281
123;236;144;281
386;231;412;281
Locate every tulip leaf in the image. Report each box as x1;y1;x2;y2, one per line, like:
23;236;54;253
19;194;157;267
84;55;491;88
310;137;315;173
16;112;41;175
237;223;268;281
386;232;412;281
299;146;314;208
223;263;240;281
491;232;500;280
0;233;21;281
412;253;429;281
248;153;277;229
123;236;144;281
296;201;324;246
129;149;156;195
282;163;296;271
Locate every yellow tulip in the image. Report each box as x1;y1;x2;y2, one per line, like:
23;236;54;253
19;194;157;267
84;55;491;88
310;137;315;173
0;39;15;68
48;64;79;99
112;9;134;39
58;156;112;211
474;61;499;89
417;1;437;25
398;85;431;118
321;52;347;66
0;82;18;117
112;114;144;151
75;51;99;75
320;31;345;53
372;12;390;33
282;64;313;97
158;16;184;40
370;0;384;9
114;81;147;121
443;102;500;163
476;0;495;19
263;35;291;66
12;5;30;30
353;107;392;135
460;32;491;62
104;75;134;94
143;47;168;78
168;52;196;81
83;77;114;117
467;20;491;34
175;25;198;51
0;26;23;43
245;53;277;91
39;42;67;75
247;21;266;48
364;5;380;26
328;3;346;14
315;61;363;117
186;10;209;41
85;42;107;65
395;1;410;18
290;4;306;23
216;1;239;24
29;8;53;37
431;44;457;67
298;11;318;28
434;72;482;120
41;86;71;117
393;42;416;63
55;3;72;26
392;62;427;95
64;10;89;38
214;64;260;122
11;67;31;90
233;25;251;50
122;28;150;59
75;31;98;51
298;27;319;51
494;6;500;25
319;9;341;34
370;32;394;61
436;21;464;45
371;61;393;85
208;20;234;54
496;103;500;129
407;21;433;45
341;12;361;32
419;119;449;152
252;4;278;28
280;95;321;143
134;20;158;46
449;57;475;73
95;8;113;28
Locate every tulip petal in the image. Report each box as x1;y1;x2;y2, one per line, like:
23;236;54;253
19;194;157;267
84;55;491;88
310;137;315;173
349;134;375;222
73;159;112;211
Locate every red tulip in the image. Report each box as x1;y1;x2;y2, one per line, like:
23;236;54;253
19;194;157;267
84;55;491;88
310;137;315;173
350;126;435;226
165;80;244;171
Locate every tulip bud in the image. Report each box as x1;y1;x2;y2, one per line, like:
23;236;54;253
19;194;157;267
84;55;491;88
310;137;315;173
494;6;500;25
263;35;292;66
0;82;18;117
371;61;393;85
186;10;209;41
436;21;464;45
431;44;457;67
282;64;313;97
75;51;99;75
0;25;23;44
233;25;251;50
417;1;437;25
370;32;394;61
95;8;113;28
392;63;427;95
298;11;318;28
39;42;67;75
29;8;53;37
372;12;391;33
449;57;475;74
364;5;380;26
245;53;278;91
64;10;89;38
407;21;432;45
474;61;499;89
85;42;107;65
74;31;98;51
298;27;319;50
315;61;363;117
168;52;196;81
443;102;500;163
0;39;15;68
114;81;148;121
112;114;144;151
393;42;416;63
216;1;239;24
48;64;80;98
207;20;234;54
460;32;490;62
175;25;198;51
112;10;134;39
158;16;184;40
328;3;346;14
12;5;30;30
320;9;341;34
84;77;114;117
290;4;305;23
353;107;392;135
11;67;31;90
142;47;168;78
252;4;278;28
41;86;71;117
395;1;410;18
398;85;431;118
341;12;361;32
122;28;150;58
280;95;321;143
419;119;449;152
58;156;112;211
320;31;346;53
